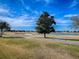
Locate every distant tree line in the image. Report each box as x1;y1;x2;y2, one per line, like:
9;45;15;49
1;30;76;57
9;30;35;32
56;31;79;32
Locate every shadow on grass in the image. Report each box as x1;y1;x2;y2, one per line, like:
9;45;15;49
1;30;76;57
46;37;79;41
0;36;23;39
46;37;63;39
64;39;79;41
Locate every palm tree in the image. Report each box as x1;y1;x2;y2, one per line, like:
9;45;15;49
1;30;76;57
0;21;10;37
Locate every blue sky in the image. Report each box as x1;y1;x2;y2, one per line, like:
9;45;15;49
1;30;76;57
0;0;79;31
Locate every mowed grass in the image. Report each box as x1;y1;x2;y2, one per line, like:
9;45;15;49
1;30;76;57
47;43;79;59
0;37;40;59
0;37;79;59
0;37;39;48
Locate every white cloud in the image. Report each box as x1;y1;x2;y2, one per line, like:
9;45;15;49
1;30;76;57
64;14;79;17
0;8;9;13
50;14;56;16
55;18;72;24
0;5;13;17
0;14;37;27
55;19;72;31
56;19;67;24
20;0;32;11
0;6;10;15
0;5;37;28
69;0;78;8
19;1;33;16
55;18;72;30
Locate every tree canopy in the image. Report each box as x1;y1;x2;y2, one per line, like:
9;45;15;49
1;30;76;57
0;21;10;37
71;16;79;29
36;12;56;38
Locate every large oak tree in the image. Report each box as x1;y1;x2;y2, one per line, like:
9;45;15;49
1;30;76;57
36;12;56;38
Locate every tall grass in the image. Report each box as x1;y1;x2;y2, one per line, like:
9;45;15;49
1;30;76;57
0;37;79;59
46;43;79;59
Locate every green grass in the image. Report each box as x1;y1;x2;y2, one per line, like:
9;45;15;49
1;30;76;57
0;37;79;59
0;37;40;48
64;39;79;41
46;43;79;59
0;37;40;59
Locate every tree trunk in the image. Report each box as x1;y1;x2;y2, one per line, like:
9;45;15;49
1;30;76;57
44;33;46;38
0;29;3;37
